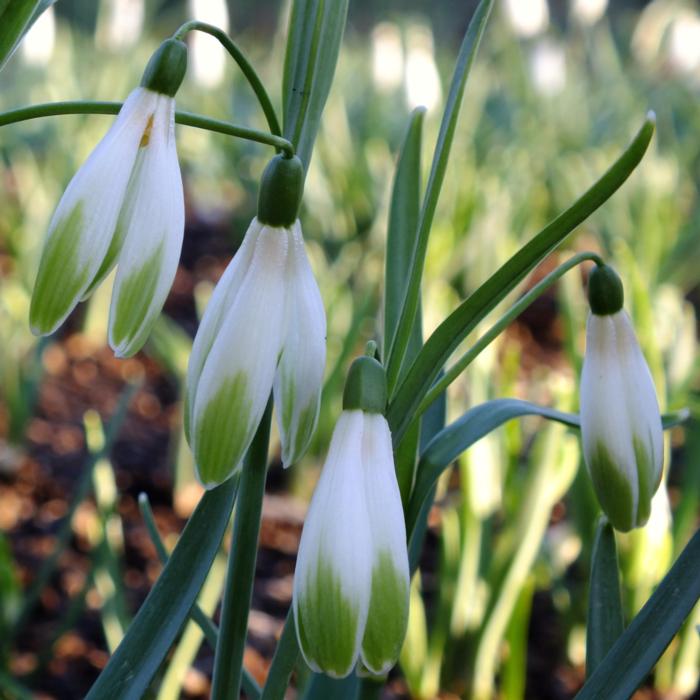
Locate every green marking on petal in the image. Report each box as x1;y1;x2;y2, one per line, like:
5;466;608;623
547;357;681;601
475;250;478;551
82;218;128;300
588;442;635;532
296;556;361;678
633;435;654;527
361;549;408;674
30;204;89;334
110;241;165;356
193;373;251;486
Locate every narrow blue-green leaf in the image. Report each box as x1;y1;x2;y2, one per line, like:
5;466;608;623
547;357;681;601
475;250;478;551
260;609;299;700
0;0;55;72
85;479;238;700
576;527;700;700
586;518;624;678
282;0;349;172
385;0;495;393
387;115;656;443
405;398;684;537
302;673;359;700
385;107;426;503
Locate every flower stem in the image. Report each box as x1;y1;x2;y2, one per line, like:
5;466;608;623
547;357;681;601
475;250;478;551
260;609;299;700
173;20;282;139
211;399;272;700
0;101;294;157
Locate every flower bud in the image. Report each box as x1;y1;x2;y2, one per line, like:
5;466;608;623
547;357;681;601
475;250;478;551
579;267;663;531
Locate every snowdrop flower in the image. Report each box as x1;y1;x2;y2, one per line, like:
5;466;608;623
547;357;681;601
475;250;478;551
186;154;326;487
580;264;664;532
29;39;187;358
293;356;409;678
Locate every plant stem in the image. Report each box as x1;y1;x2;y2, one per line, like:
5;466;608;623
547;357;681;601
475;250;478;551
211;399;272;700
0;101;294;157
172;21;282;139
260;609;299;700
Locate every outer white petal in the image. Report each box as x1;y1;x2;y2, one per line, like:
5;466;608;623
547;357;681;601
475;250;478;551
184;218;262;440
359;412;410;674
580;311;663;530
108;95;184;357
191;224;288;486
293;410;372;678
29;87;158;334
274;221;327;467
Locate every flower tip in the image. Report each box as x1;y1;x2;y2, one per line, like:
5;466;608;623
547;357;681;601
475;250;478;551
646;109;657;124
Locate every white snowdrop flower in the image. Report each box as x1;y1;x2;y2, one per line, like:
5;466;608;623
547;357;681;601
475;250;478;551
579;265;664;532
186;155;326;487
405;24;441;111
571;0;608;27
30;39;188;359
293;357;409;677
22;5;55;66
530;39;566;95
372;22;404;92
97;0;145;50
503;0;549;38
668;12;700;75
189;0;229;87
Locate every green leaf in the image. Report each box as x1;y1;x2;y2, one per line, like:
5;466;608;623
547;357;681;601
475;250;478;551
576;527;700;699
282;0;349;172
405;398;685;537
586;518;624;678
0;0;55;72
387;114;656;443
85;478;239;700
260;610;299;700
384;107;426;504
385;0;495;393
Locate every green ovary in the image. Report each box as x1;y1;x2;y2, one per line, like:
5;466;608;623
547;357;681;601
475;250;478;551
361;550;409;673
193;374;251;486
110;242;165;355
30;204;89;334
297;558;361;677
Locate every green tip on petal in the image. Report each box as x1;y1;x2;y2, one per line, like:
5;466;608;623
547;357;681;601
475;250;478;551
588;264;624;316
140;39;188;97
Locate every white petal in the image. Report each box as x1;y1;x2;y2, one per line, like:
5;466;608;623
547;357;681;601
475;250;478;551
108;95;184;357
293;410;372;677
190;224;288;486
184;218;262;439
359;412;410;674
274;221;327;467
30;88;158;334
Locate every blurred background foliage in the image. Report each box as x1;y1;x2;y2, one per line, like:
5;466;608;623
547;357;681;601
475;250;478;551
0;0;699;698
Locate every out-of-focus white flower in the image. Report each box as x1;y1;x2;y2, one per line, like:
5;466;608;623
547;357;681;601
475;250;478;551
530;39;566;95
579;265;663;532
189;0;229;87
503;0;549;38
97;0;145;50
372;22;404;92
21;5;55;66
571;0;608;26
30;40;188;357
293;357;409;677
668;11;700;75
405;24;441;111
186;155;325;487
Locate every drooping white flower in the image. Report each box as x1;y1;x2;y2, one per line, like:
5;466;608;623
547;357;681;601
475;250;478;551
293;357;409;678
29;39;187;358
186;153;326;486
579;265;664;532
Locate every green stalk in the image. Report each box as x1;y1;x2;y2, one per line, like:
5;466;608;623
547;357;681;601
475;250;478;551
260;609;299;700
211;399;272;700
415;252;602;419
173;20;282;139
0;101;294;156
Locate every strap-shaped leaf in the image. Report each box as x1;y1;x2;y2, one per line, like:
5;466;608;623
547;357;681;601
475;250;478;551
85;478;238;700
0;0;55;72
387;115;656;443
576;527;700;699
282;0;349;172
406;398;686;536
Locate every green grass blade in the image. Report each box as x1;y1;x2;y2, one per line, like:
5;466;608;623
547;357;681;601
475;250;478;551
282;0;349;171
385;0;495;393
387;114;656;442
576;527;700;700
586;518;624;678
85;478;239;700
